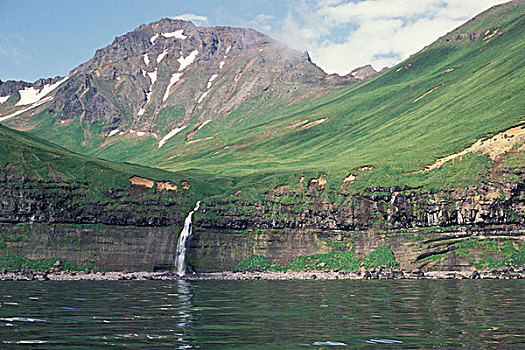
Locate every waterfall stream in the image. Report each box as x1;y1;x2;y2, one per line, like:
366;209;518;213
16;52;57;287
174;201;200;276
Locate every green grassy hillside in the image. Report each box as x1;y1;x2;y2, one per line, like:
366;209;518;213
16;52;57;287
113;0;523;196
0;124;223;209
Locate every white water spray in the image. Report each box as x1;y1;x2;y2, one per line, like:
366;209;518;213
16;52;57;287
174;201;200;276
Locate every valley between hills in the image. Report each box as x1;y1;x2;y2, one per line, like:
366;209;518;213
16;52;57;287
0;0;523;276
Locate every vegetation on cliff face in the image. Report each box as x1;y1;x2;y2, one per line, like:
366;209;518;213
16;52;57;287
462;240;525;270
233;255;272;272
234;246;399;272
0;254;89;272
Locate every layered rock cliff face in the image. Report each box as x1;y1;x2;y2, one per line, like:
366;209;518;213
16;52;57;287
1;171;523;272
0;177;190;272
200;181;524;230
188;169;524;272
0;178;190;226
3;223;178;271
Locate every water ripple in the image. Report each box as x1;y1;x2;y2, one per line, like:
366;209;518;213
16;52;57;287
0;280;523;348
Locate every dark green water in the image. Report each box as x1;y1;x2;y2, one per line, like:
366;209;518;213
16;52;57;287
0;280;523;349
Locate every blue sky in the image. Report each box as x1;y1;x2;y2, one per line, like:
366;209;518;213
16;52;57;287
0;0;507;82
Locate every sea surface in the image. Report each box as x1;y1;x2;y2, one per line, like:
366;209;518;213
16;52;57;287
0;280;523;349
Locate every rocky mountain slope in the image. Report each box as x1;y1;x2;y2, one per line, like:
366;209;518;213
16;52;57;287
347;64;385;80
0;19;353;155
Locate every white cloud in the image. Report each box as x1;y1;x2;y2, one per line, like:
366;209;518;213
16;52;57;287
254;14;276;22
172;14;209;25
271;0;509;75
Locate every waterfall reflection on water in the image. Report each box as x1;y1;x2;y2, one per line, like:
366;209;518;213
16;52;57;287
176;280;194;349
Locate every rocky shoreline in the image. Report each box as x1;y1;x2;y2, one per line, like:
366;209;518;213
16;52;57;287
0;267;524;281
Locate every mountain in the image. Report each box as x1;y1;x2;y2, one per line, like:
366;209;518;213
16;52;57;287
347;64;383;80
0;19;354;156
0;0;524;273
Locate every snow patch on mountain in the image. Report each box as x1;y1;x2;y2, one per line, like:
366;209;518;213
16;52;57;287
15;77;69;106
150;33;159;44
162;30;187;40
146;91;153;103
158;125;188;148
146;69;158;104
197;91;208;104
178;50;198;71
147;70;158;85
1;97;52;122
157;49;169;64
197;119;211;130
107;129;120;137
138;68;158;115
163;72;183;102
0;95;10;104
143;53;150;66
207;74;218;89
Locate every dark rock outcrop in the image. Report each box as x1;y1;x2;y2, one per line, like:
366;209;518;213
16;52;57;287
199;181;525;231
0;178;187;226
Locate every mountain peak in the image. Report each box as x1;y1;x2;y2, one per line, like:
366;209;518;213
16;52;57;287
348;64;379;80
0;18;353;151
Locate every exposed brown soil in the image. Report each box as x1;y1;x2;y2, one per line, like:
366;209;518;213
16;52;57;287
410;124;525;174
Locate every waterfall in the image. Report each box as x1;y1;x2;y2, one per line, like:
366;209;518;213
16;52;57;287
174;201;200;276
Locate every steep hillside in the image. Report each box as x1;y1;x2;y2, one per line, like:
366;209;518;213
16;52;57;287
0;123;222;223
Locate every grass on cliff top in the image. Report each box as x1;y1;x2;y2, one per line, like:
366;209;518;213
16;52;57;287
0;123;223;209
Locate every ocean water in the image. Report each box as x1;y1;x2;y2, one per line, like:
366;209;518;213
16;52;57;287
0;280;523;349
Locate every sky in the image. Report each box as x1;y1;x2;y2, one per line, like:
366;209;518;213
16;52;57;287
0;0;509;82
